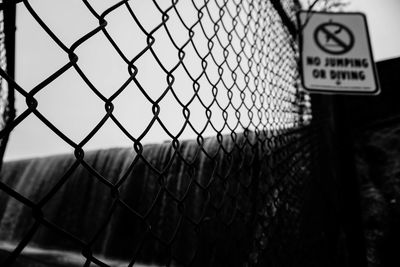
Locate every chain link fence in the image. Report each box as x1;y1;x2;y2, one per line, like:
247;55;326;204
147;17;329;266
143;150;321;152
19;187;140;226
0;0;343;266
0;6;6;139
0;0;12;167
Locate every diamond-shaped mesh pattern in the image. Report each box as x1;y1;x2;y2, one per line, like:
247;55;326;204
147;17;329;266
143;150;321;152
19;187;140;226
0;4;9;161
0;0;331;266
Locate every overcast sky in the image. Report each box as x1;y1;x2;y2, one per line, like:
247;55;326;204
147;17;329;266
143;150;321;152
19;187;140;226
347;0;400;60
3;0;400;161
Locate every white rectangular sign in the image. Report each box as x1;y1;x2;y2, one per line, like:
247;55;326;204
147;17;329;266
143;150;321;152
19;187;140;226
298;11;380;95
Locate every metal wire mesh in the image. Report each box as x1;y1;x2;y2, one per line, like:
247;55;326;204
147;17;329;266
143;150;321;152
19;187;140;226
0;0;330;266
0;2;9;163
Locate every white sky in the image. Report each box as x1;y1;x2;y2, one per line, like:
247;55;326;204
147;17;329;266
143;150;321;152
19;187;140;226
346;0;400;61
3;0;400;161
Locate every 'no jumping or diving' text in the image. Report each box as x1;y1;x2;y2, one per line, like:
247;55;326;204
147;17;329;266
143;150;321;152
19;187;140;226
306;56;369;83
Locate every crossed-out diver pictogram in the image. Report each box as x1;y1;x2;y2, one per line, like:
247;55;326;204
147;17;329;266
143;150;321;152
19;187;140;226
314;20;355;55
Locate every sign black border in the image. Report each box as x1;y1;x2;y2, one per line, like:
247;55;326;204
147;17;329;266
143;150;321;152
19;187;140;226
297;11;381;95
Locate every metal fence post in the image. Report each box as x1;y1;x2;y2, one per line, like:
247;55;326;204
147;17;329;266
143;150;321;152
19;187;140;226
333;96;368;267
0;1;16;169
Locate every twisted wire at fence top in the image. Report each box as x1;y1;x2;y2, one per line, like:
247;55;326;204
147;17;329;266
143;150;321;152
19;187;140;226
0;0;314;266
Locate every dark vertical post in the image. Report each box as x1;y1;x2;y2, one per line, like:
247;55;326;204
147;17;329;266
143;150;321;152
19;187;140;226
270;0;297;37
307;94;345;267
333;96;367;267
0;1;16;169
4;1;16;80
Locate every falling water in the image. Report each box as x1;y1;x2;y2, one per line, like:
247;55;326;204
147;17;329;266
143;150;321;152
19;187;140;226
0;132;260;266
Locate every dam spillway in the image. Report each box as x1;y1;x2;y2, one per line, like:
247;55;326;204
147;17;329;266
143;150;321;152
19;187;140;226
0;132;266;266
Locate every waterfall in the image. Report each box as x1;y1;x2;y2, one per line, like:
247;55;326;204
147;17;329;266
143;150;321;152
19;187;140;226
0;132;260;266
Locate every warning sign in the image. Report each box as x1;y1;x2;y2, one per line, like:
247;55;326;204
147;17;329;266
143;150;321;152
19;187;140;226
298;12;380;95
